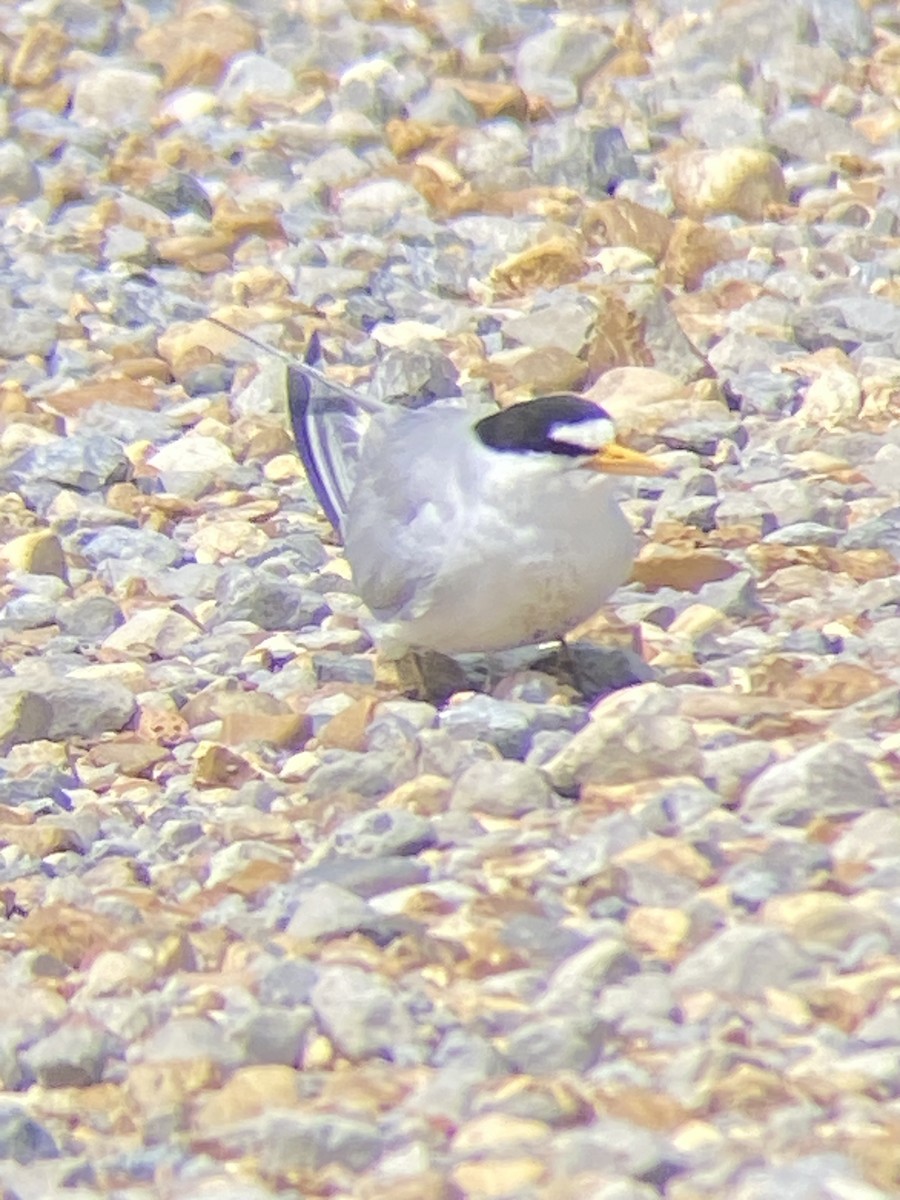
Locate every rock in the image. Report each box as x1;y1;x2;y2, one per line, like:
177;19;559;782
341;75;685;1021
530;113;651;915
327;809;436;858
741;741;884;825
4;435;129;493
71;66;162;130
0;532;67;579
285;883;375;941
0;308;60;359
0;1103;58;1164
543;684;702;792
81;527;182;569
213;567;329;631
672;927;816;997
309;965;421;1063
57;596;123;640
515;21;613;108
248;1112;383;1176
0;594;58;630
0;692;53;752
219;54;297;106
22;1018;116;1088
103;607;200;656
666;148;787;219
450;760;555;817
41;679;136;740
0;142;41;202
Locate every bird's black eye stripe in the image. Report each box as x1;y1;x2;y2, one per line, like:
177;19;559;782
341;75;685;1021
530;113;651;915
475;395;611;457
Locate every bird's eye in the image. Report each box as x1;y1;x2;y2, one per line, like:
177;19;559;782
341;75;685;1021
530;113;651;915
548;417;616;453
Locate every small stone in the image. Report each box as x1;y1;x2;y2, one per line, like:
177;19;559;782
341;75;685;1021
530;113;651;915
310;964;420;1064
515;22;613;109
672;927;816;997
285;883;374;941
71;66;162;130
258;1113;383;1176
0;1103;58;1164
741;741;884;825
213;567;329;631
5;435;129;493
57;596;123;641
103;608;200;656
219;54;296;106
0;691;52;753
666;148;787;220
22;1018;115;1088
544;683;702;792
0;142;41;203
328;808;436;858
42;679;136;740
0;531;67;580
81;527;182;569
0;309;60;359
450;760;554;817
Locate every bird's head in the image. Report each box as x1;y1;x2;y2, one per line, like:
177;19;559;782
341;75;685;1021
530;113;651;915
474;394;663;477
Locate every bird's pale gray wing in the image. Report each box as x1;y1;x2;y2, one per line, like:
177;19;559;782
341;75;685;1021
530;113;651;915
343;405;473;620
287;338;385;536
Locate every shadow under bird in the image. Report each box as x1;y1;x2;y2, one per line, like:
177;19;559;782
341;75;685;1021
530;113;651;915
213;321;664;659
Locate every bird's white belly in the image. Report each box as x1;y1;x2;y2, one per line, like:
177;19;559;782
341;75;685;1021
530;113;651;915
391;486;635;655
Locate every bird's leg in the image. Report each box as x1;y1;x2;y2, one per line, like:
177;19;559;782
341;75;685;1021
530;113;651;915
552;636;582;694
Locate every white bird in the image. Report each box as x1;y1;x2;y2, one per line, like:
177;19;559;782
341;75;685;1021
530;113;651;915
282;337;664;660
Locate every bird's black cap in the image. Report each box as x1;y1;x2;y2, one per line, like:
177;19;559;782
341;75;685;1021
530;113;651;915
475;394;613;458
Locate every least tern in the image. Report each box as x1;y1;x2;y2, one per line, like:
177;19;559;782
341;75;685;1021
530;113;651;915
211;320;663;658
287;345;663;659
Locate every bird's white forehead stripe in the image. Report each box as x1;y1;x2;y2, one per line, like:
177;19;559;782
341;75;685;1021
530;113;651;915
549;417;616;451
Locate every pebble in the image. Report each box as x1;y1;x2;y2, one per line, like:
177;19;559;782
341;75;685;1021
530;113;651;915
310;965;422;1064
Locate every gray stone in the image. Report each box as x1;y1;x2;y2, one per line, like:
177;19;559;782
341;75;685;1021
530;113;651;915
233;1007;312;1066
219;55;296;106
71;66;161;130
285;882;375;940
80;527;181;569
538;936;640;1015
310;964;421;1063
327;809;435;858
292;855;429;899
551;813;644;884
42;680;135;740
450;759;554;817
0;1104;58;1163
258;1113;383;1175
544;683;702;792
0;596;57;630
5;435;129;493
0;142;41;202
370;344;459;406
21;1020;115;1088
672;926;816;997
56;596;123;641
515;23;613;108
551;1121;683;1190
214;567;329;631
0;691;52;753
135;1016;239;1066
741;741;884;825
504;1017;603;1074
0;309;60;359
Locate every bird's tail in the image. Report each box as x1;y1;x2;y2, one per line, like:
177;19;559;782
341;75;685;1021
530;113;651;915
207;317;379;538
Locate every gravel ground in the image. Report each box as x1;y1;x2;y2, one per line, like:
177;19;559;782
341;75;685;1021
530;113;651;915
0;0;900;1197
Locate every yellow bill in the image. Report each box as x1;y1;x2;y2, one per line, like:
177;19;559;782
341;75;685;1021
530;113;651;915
584;442;666;477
